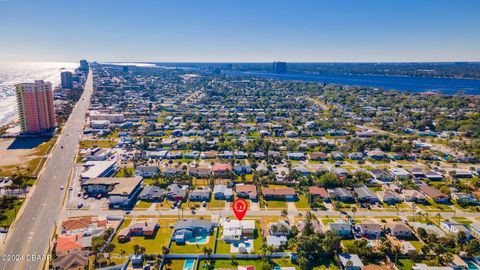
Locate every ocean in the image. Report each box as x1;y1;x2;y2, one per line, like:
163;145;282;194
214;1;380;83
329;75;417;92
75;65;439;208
0;61;77;126
228;71;480;95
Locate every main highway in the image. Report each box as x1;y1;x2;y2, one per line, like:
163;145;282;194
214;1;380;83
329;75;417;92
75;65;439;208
0;70;94;270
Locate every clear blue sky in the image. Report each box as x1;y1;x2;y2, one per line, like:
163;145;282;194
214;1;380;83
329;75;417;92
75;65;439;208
0;0;479;62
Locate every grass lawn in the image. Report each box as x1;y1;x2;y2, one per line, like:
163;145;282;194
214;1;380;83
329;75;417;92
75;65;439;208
134;200;152;210
321;218;335;226
215;227;231;254
199;259;266;269
157;200;175;209
116;167;134;177
272;258;300;269
264;200;287;209
0;198;24;228
397;259;415;270
169;229;216;254
207;198;226;209
295;194;310;209
79;139;117;149
409;240;423;251
452;217;473;225
163;259;190;270
111;218;173;255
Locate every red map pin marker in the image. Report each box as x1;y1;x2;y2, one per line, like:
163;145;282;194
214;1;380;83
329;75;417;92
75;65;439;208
232;198;248;221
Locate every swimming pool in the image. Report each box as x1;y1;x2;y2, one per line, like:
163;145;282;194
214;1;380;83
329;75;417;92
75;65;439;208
183;259;195;270
464;260;480;270
188;235;208;244
233;242;252;248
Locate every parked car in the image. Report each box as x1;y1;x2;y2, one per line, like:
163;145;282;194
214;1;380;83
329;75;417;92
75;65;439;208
77;203;83;208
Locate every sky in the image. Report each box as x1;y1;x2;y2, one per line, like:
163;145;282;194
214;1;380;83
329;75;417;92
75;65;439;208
0;0;479;62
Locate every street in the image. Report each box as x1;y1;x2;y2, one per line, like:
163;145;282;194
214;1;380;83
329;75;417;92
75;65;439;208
0;71;94;270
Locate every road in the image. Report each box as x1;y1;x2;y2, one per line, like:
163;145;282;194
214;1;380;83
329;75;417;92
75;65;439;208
62;207;480;220
0;70;94;270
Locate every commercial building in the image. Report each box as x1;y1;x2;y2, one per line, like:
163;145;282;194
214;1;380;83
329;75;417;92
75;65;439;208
79;60;89;71
61;71;73;89
16;80;56;133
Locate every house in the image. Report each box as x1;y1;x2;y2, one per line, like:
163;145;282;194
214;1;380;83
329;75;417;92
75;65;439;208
81;177;143;208
223;219;256;242
367;149;386;160
213;185;233;200
56;234;89;257
451;192;478;205
189;167;212;178
383;222;413;238
348;152;364;160
269;220;291;236
266;235;288;250
138;185;164;201
329;188;354;202
390;168;411;180
328;223;352;237
166;151;183;159
330;151;344;160
354;186;379;203
53;251;89;270
234;150;248;159
409;222;445;237
409;167;426;178
253;152;266;160
262;187;297;201
469;223;480;239
309;152;328;161
165;184;187;201
201;151;217;159
369;169;393;182
134;166;159;178
184;151;200;159
419;184;449;203
357;223;382;239
425;170;444;181
60;217;108;236
338;254;364;270
118;219;159;241
233;165;252;175
236;184;257;200
173;219;214;244
440;221;471;238
308;186;329;202
377;191;403;204
212;164;233;177
402;189;427;203
287;152;305;160
331;168;350;179
189;187;211;201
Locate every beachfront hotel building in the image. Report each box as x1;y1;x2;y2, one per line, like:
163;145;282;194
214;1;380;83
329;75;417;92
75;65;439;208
15;80;56;133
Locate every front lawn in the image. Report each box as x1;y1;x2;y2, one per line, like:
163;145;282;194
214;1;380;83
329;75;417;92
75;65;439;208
295;194;310;209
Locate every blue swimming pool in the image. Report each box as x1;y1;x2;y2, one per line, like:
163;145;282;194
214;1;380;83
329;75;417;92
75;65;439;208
183;259;195;270
188;235;208;244
465;260;480;270
233;242;252;248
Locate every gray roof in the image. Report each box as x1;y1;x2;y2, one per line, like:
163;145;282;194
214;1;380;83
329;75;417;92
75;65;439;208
174;219;213;231
354;186;377;199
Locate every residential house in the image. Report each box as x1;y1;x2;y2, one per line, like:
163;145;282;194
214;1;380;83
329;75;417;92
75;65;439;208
469;223;480;239
266;235;288;250
329;188;354;202
338;254;364;270
134;166;159;178
53;251;89;270
377;191;403;204
189;167;212;178
223;219;256;242
236;184;257;200
369;170;393;182
383;222;413;239
213;185;233;201
402;189;427;203
308;186;330;202
328;223;352;237
440;221;471;238
262;187;297;201
419;184;449;203
164;184;188;201
309;152;328;161
56;234;89;257
189;187;211;201
354;186;379;204
357;223;382;239
389;168;411;180
173;219;214;244
233;165;252;175
212;164;233;177
138;185;164;201
60;217;108;236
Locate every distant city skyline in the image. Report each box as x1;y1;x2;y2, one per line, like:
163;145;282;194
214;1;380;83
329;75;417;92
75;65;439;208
1;0;479;62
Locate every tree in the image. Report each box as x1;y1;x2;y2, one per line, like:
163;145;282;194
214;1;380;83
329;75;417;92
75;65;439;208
351;206;357;221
